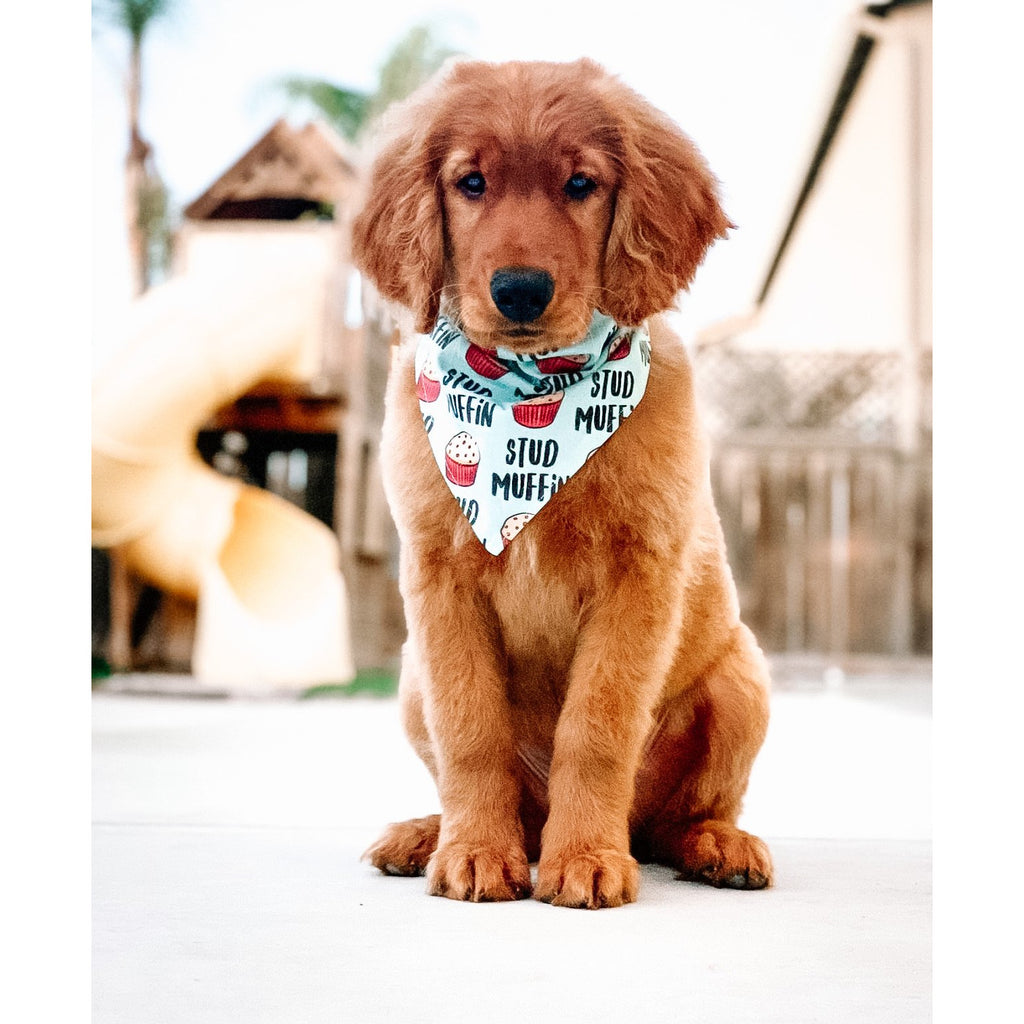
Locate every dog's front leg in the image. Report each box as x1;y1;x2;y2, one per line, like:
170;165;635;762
404;563;531;903
534;571;682;909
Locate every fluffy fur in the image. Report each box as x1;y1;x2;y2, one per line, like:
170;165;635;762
352;58;772;908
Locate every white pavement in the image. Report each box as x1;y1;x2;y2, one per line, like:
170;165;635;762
93;665;931;1023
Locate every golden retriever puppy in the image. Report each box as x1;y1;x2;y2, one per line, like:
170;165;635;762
352;58;772;908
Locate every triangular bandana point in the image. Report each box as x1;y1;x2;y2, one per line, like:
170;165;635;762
415;311;651;555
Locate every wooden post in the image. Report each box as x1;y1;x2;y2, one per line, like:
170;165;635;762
828;456;851;658
804;449;832;653
890;451;916;655
107;549;134;672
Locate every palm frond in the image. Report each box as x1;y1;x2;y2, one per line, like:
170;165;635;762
94;0;175;44
276;77;370;141
269;22;465;143
366;23;464;124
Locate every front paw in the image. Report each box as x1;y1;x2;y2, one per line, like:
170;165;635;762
535;848;639;909
427;842;532;903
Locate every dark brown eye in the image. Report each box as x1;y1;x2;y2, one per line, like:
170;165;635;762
564;173;597;200
456;172;486;198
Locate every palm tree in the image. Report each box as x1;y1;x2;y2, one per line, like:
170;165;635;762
94;0;176;296
276;22;463;143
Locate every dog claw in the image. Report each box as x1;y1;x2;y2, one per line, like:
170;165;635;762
386;861;430;878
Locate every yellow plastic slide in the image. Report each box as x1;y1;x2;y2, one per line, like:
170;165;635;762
92;257;354;691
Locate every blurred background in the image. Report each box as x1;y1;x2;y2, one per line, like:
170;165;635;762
90;0;931;693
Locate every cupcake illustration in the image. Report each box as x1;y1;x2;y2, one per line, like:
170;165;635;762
444;431;480;486
512;391;564;428
608;332;632;361
501;512;534;548
415;352;441;402
466;344;509;379
535;352;589;375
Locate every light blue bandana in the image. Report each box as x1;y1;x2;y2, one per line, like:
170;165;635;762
414;310;651;554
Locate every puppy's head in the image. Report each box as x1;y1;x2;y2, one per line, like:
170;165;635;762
352;59;730;346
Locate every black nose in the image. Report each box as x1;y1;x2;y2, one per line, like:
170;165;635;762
490;267;554;323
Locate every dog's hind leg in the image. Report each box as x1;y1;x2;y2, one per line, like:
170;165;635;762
632;625;774;889
363;814;440;877
652;818;772;889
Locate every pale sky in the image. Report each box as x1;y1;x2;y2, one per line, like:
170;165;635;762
92;0;858;364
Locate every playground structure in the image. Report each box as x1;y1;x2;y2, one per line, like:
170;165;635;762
92;255;355;690
92;120;378;690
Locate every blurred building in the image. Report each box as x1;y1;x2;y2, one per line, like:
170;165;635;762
693;0;932;657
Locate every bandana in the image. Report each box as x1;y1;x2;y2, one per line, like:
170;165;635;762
414;310;651;554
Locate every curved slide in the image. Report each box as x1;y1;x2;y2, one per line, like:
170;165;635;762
92;255;354;691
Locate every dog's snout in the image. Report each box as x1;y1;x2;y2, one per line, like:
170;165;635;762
490;267;554;323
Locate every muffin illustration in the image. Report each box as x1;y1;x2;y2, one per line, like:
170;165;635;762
501;512;534;548
415;352;441;402
608;333;632;361
465;344;509;379
512;391;563;428
535;352;589;375
444;431;480;486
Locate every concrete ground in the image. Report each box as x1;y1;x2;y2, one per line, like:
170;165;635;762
92;661;931;1023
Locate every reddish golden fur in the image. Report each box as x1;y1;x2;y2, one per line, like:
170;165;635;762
353;59;772;908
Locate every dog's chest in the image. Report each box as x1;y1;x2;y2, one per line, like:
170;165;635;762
486;534;581;703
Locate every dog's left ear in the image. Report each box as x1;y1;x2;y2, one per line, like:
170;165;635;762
600;88;732;325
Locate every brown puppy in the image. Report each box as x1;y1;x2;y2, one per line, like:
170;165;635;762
352;58;772;908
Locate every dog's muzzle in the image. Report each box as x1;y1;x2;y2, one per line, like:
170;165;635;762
490;267;554;323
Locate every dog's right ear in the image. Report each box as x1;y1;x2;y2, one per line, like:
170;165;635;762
599;79;732;326
351;115;444;335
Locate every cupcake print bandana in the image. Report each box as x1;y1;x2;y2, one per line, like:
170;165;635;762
414;310;651;554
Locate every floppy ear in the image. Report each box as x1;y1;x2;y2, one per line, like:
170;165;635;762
600;89;732;325
351;116;444;335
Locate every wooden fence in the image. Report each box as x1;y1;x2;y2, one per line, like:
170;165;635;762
710;435;931;656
